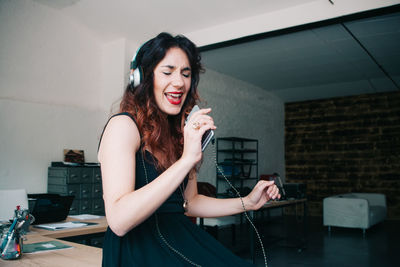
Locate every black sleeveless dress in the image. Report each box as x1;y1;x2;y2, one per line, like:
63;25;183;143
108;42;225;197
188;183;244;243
101;113;254;267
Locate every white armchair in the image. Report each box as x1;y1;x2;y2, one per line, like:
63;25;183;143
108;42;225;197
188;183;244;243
323;193;387;235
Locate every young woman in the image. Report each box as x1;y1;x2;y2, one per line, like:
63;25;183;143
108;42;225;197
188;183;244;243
98;32;280;266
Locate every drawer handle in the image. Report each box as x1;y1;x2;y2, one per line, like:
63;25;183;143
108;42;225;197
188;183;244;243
69;191;76;195
71;174;78;178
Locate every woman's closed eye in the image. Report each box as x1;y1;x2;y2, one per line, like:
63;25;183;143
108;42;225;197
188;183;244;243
162;71;190;78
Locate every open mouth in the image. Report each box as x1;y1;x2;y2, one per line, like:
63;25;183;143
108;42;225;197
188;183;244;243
165;92;183;105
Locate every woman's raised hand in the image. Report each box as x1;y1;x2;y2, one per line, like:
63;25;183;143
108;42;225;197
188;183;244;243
182;107;216;166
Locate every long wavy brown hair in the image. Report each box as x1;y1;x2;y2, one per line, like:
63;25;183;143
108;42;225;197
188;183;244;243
120;33;204;171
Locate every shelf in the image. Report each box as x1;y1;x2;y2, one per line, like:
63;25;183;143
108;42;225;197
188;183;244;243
217;149;257;153
216;137;258;198
216;137;257;142
218;161;257;166
217;175;258;180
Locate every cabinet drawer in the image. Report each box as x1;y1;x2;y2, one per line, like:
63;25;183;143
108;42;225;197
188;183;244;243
48;166;104;216
48;184;80;197
69;200;80;215
81;168;93;183
80;184;93;199
48;167;82;184
93;184;102;198
68;168;82;183
79;199;92;214
48;175;80;184
48;167;81;183
92;198;104;214
93;168;102;183
48;167;68;178
48;176;68;185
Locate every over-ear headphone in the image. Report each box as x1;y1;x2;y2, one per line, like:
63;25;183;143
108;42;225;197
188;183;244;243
129;44;144;88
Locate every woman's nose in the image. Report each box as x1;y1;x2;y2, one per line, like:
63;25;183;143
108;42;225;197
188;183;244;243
172;73;184;87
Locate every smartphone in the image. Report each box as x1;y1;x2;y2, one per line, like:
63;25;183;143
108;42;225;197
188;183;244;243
186;105;215;151
201;129;214;151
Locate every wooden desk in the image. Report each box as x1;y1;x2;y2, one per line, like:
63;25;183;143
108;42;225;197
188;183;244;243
30;217;108;239
0;217;108;266
261;198;307;210
0;235;102;267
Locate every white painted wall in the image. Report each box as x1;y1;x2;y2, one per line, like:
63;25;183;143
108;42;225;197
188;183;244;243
0;0;108;193
0;0;102;109
100;38;127;114
0;99;106;193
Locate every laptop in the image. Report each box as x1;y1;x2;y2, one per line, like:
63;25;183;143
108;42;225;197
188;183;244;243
28;194;74;225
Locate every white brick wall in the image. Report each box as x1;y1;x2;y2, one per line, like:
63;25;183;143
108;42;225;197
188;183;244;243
197;69;285;189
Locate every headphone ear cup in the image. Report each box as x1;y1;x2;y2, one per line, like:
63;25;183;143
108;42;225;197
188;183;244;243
130;67;143;88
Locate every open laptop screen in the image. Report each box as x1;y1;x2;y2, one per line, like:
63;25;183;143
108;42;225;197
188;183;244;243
28;194;74;225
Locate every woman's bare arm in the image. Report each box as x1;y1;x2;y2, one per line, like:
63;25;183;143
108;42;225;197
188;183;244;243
98;115;195;236
184;174;280;218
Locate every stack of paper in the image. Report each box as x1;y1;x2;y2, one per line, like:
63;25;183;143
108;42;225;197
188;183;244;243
34;221;88;230
68;214;104;220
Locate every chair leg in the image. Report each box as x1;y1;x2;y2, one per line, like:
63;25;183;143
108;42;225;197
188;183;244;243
231;224;236;246
362;228;366;237
214;226;219;240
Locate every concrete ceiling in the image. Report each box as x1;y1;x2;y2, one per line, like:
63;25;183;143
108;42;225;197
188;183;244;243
201;11;400;102
31;0;400;103
33;0;315;43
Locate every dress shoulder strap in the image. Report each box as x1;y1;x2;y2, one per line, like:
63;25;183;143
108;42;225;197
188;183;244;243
98;112;140;152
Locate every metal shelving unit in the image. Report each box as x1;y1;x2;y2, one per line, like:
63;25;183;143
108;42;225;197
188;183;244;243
216;137;258;198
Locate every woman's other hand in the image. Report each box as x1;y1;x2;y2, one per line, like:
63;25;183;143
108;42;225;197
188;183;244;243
245;180;281;211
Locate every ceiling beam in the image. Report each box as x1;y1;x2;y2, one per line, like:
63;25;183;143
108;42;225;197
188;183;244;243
340;22;400;91
199;4;400;52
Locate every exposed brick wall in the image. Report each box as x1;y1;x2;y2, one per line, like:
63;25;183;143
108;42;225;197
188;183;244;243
285;91;400;219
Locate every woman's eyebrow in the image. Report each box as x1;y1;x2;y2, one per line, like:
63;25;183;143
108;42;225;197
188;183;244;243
161;65;175;69
161;65;191;71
